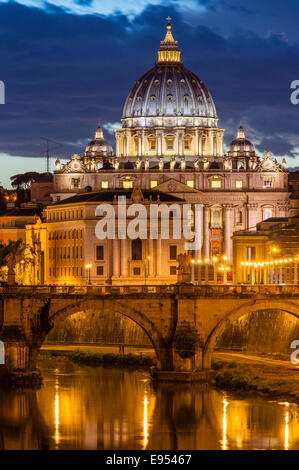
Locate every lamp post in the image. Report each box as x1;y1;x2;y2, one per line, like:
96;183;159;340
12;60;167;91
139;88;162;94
85;263;92;284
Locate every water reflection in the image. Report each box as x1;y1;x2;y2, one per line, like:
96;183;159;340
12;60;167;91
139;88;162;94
1;359;299;450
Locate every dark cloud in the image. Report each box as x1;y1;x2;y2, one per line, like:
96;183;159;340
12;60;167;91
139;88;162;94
0;1;298;164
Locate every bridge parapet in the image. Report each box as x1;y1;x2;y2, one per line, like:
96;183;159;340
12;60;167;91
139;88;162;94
1;284;299;298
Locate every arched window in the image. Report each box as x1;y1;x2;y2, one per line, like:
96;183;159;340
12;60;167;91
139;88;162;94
263;207;273;220
211;207;222;228
132;239;142;260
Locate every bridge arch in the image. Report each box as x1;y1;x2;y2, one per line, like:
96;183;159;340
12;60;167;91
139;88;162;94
202;300;299;369
46;298;172;371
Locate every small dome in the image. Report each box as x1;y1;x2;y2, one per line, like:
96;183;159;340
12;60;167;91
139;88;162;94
227;125;256;157
122;22;217;127
84;125;114;158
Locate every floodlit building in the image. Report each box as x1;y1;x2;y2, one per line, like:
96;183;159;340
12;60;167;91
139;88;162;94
26;21;291;285
232;215;299;284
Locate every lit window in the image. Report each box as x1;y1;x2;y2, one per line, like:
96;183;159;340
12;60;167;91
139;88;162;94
263;178;273;188
236;180;243;188
123;181;133;189
71;178;80;189
149;138;156;150
211;180;222;188
150;180;158;188
101;181;109;189
186;180;194;188
184;138;191;150
166;138;174;150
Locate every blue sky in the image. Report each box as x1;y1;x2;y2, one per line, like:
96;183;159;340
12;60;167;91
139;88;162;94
0;0;299;187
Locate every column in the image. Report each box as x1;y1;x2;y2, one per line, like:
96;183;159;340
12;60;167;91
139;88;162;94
203;206;210;258
156;235;162;277
113;238;119;277
137;132;142;156
141;129;145;156
199;132;203;156
195;129;199;156
148;238;154;276
121;238;128;277
246;203;258;231
224;204;233;264
209;131;214;157
157;131;162;156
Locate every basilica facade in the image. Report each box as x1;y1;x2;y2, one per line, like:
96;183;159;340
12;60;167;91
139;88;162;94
44;21;289;285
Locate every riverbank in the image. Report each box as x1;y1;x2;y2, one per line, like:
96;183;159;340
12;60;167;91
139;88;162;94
41;348;156;369
211;358;299;404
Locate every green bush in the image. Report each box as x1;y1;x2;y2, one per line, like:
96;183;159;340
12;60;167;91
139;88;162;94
70;349;155;369
174;329;200;359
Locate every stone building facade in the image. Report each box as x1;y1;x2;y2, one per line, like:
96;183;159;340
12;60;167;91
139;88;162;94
39;22;290;285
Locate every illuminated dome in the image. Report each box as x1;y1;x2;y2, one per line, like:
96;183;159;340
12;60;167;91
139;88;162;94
227;125;256;157
122;21;217;128
84;125;114;158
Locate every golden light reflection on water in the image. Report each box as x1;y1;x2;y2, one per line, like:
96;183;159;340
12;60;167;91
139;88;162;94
285;402;290;451
222;398;229;450
143;394;149;450
54;370;60;447
1;360;299;450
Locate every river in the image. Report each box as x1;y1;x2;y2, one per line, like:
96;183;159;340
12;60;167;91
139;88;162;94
1;357;299;450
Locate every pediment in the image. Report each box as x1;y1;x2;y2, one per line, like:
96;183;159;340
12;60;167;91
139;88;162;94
154;178;202;194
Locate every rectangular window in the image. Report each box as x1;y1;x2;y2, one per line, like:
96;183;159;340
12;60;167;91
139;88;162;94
101;181;109;189
166;138;174;150
186;180;194;188
150;180;158;189
122;181;133;189
263;179;272;188
169;245;177;260
170;266;177;275
133;267;141;276
97;266;104;276
71;178;80;189
211;180;222;188
236;180;243;188
149;138;156;150
184;139;191;150
96;245;104;260
49;267;52;277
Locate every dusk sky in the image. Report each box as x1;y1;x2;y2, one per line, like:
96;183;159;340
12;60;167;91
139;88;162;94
0;0;299;187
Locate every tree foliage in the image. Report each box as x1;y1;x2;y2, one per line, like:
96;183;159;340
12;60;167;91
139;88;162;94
10;172;51;190
174;328;200;359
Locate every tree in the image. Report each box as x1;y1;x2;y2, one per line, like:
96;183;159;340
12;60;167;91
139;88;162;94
0;239;26;284
10;172;51;190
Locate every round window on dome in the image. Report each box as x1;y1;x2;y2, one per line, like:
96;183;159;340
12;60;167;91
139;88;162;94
167;94;173;102
150;95;156;102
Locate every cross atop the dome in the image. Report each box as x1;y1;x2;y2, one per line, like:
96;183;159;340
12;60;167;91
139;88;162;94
166;16;172;23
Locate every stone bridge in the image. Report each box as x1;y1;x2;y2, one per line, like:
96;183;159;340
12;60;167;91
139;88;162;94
1;284;299;381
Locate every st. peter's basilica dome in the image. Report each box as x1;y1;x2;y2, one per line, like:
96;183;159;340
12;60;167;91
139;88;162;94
122;21;217;128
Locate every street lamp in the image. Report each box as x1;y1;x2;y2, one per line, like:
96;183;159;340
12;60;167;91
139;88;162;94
85;263;92;284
